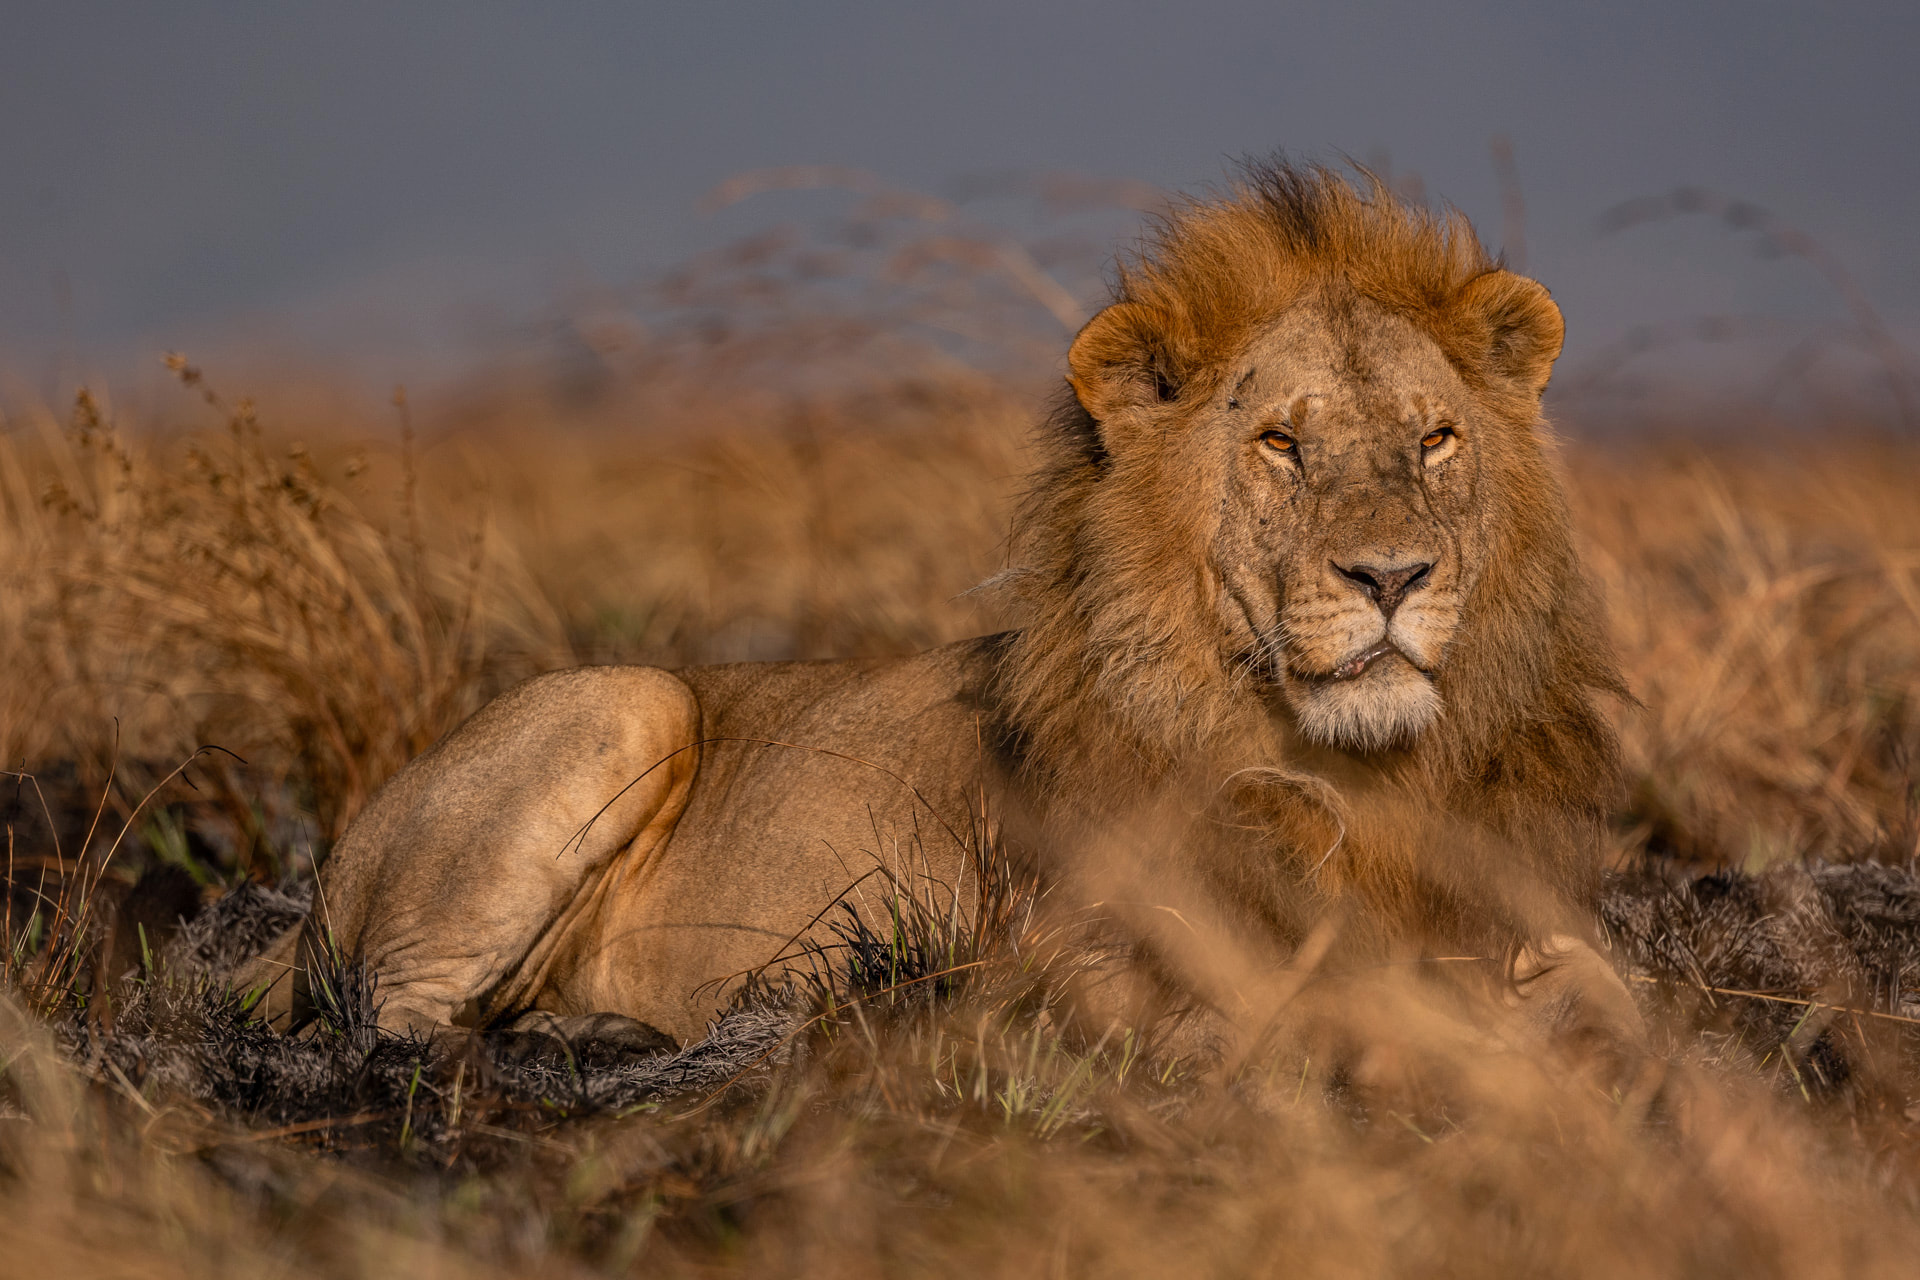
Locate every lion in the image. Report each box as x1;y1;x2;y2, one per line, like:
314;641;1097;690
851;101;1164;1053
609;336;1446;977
248;159;1644;1062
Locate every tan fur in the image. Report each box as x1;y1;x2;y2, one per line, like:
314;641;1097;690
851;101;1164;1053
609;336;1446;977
245;160;1638;1054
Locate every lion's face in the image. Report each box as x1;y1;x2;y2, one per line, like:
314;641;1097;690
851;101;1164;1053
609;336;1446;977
1052;176;1574;768
1207;293;1492;751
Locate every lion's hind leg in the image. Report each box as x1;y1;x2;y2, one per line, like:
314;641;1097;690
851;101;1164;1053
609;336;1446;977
273;666;700;1036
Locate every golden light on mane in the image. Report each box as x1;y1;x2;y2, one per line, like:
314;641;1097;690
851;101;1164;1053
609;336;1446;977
1104;161;1496;392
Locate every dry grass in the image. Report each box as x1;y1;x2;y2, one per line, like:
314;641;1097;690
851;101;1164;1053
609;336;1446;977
4;354;1920;1276
1576;442;1920;865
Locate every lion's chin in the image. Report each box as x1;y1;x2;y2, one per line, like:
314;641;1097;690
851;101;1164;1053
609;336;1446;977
1287;657;1441;753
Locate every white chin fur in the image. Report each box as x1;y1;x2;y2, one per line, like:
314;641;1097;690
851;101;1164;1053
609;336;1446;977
1289;664;1442;752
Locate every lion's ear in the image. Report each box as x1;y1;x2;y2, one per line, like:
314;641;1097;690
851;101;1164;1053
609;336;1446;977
1454;271;1564;399
1066;302;1182;421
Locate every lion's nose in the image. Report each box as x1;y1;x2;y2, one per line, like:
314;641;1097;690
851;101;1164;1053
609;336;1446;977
1332;559;1433;616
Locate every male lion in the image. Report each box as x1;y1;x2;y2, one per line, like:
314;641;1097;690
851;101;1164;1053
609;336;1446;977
251;160;1643;1059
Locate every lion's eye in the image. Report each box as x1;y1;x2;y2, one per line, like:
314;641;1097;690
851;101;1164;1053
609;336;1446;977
1260;430;1296;454
1421;426;1455;450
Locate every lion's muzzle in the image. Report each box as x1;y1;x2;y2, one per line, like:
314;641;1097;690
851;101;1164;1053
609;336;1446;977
1278;549;1453;750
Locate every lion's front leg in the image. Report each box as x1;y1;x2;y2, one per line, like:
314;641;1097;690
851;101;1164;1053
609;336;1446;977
257;667;701;1036
1507;933;1651;1078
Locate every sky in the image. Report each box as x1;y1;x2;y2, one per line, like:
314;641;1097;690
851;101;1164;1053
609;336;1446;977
3;1;1917;414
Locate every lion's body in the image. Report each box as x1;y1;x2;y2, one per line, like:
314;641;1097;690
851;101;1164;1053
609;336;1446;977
281;645;995;1044
251;161;1644;1054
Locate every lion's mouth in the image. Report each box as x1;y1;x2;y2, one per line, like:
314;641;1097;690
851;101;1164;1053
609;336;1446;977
1297;642;1426;684
1328;641;1400;681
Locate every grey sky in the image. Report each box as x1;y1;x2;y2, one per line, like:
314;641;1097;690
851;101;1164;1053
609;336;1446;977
3;1;1916;410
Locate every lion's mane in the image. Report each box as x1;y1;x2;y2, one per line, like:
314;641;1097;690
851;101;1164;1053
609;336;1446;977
989;160;1627;943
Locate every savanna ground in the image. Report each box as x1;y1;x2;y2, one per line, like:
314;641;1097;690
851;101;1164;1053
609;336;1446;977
5;174;1920;1277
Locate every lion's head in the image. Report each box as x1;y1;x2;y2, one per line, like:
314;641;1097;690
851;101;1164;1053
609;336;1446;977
997;160;1622;832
